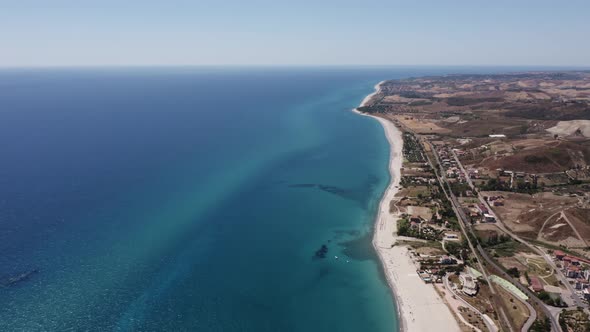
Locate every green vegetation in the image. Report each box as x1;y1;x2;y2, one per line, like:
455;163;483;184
402;133;426;163
356;105;389;114
408;100;433;106
397;218;443;241
445;97;503;106
530;317;551;332
398;91;426;99
449;181;471;197
397;218;412;237
537;291;567;307
485;239;519;257
480;233;511;247
507;267;520;278
479;177;539;194
559;309;590;332
480;178;509;191
445;239;469;260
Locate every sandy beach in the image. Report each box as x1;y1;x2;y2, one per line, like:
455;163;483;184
355;82;460;332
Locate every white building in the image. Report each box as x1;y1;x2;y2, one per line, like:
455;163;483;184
460;274;478;296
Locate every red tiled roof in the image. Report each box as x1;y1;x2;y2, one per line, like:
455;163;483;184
530;276;543;291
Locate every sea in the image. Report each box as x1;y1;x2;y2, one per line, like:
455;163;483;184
0;66;551;331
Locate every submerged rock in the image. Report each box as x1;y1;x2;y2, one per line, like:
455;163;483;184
313;244;329;259
0;269;39;288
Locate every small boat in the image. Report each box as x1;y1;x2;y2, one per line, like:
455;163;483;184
335;256;339;259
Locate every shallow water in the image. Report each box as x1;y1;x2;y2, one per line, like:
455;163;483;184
0;66;523;331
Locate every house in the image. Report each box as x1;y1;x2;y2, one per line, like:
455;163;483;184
554;250;565;260
445;233;459;240
566;265;582;278
584;288;590;301
483;214;496;223
477;204;489;214
460;274;478;296
530;276;544;292
418;270;432;283
440;255;457;265
575;279;589;290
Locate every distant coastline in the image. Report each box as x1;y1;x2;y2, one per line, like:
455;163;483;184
354;82;460;332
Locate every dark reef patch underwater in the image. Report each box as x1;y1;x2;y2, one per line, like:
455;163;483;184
0;67;402;331
0;66;510;331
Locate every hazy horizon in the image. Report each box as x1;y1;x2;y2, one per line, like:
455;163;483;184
2;64;590;70
2;0;589;67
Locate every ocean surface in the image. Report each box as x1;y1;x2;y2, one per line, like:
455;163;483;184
0;66;541;331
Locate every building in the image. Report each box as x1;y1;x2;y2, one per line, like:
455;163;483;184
530;276;544;292
483;214;496;223
566;265;582;278
477;204;489;214
460;274;478;296
440;255;457;265
554;250;565;260
445;233;459;240
575;279;589;290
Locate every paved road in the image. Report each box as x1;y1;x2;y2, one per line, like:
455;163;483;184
444;275;499;332
442;147;564;331
425;142;514;331
476;245;553;332
450;149;586;309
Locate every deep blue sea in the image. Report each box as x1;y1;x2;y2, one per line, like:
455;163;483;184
0;66;548;331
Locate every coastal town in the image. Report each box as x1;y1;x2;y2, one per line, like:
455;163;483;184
359;72;590;332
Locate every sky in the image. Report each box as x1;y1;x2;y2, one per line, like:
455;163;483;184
1;0;589;67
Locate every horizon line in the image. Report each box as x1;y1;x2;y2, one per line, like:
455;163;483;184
1;64;590;70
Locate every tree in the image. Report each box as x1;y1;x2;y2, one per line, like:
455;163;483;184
530;318;551;332
507;267;520;278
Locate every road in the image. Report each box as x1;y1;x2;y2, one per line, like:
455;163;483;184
476;245;558;332
443;275;498;332
440;146;564;331
450;149;586;309
425;141;514;331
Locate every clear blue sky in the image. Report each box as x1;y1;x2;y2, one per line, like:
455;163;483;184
1;0;589;67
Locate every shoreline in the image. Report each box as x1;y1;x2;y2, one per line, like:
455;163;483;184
354;82;460;332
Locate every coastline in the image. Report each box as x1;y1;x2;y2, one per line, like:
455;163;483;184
354;82;460;332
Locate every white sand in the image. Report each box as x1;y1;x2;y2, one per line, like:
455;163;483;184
355;82;461;332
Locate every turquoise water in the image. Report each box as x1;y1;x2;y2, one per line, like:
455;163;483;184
0;66;514;331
